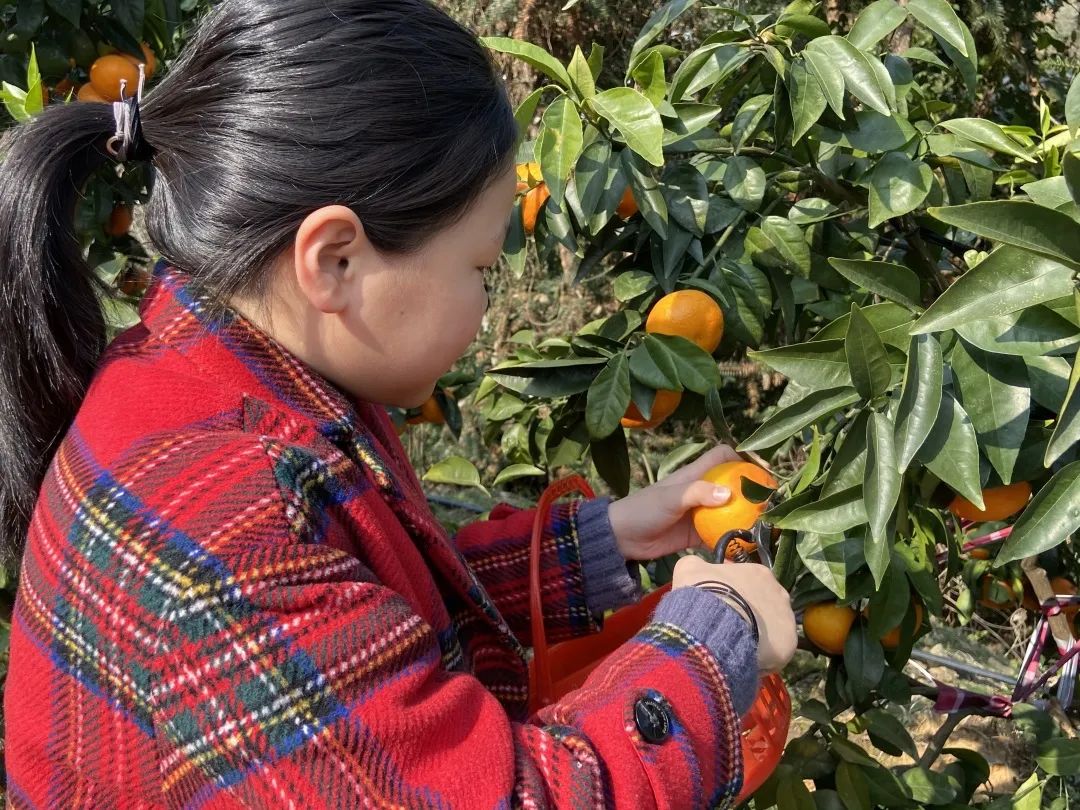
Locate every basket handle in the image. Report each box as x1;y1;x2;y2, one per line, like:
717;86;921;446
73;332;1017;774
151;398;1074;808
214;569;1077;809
529;475;595;709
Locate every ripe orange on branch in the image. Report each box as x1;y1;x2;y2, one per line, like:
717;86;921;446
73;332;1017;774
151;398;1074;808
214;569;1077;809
616;186;638;219
645;290;724;354
691;461;777;550
105;205;133;238
948;481;1031;523
89;54;142;102
803;603;856;655
620;389;681;430
521;184;550;235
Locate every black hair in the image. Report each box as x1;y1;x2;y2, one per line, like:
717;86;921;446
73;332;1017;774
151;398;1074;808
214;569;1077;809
0;0;517;567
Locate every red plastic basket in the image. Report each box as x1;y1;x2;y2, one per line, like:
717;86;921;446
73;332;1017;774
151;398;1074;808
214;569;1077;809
526;476;790;803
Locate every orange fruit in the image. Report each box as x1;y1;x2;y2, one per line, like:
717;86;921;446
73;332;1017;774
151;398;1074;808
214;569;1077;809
105;205;133;237
420;396;445;425
118;266;151;297
949;481;1032;523
616;186;638;219
691;461;778;550
522;184;550;235
877;603;925;650
969;547;991;560
54;78;75;97
89;54;141;102
803;603;856;656
77;83;107;103
620;389;681;430
978;576;1020;611
645;290;724;354
122;43;156;79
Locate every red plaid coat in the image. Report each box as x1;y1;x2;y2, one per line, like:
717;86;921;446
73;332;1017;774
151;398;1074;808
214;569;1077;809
6;266;743;808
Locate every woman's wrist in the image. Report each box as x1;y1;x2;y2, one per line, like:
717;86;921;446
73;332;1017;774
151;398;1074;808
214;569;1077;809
693;580;759;640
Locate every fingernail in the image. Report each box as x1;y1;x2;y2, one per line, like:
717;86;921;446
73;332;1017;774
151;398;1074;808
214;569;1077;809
713;486;730;502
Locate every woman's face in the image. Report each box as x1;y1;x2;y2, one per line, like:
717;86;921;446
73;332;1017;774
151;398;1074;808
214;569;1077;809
242;165;518;409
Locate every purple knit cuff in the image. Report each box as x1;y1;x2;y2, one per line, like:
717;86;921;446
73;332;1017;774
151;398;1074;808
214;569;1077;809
652;586;759;715
575;498;644;617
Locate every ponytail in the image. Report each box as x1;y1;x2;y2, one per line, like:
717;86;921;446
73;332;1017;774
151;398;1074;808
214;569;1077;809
0;101;117;568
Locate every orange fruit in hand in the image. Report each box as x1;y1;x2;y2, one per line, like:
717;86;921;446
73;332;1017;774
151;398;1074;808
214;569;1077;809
420;396;445;425
877;603;925;650
646;290;725;354
620;389;681;430
691;461;777;550
77;83;108;103
522;184;550;235
105;205;133;237
122;43;156;79
616;186;638;219
90;54;141;102
949;481;1032;523
803;603;856;655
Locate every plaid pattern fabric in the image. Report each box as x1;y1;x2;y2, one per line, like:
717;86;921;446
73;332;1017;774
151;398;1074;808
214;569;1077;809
5;265;743;808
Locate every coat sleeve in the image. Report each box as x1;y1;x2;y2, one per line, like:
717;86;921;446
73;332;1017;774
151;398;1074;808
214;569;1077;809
453;499;642;646
141;434;748;809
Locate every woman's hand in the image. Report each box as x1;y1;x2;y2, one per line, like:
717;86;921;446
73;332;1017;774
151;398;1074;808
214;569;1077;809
672;555;797;673
607;444;745;561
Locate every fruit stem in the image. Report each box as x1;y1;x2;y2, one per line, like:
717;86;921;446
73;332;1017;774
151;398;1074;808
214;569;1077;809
917;710;970;768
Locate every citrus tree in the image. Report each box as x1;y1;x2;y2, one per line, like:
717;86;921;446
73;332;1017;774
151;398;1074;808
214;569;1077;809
478;0;1080;804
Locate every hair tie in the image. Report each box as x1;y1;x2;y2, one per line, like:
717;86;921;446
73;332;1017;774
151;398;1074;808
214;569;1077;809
106;64;153;163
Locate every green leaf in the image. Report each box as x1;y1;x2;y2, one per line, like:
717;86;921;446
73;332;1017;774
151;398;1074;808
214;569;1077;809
797;531;865;599
731;93;772;153
998;461;1080;564
1035;738;1080;776
777;772;817;810
908;0;969;57
846;304;892;400
805;36;892;116
423;456;489;495
911;246;1077;334
865;411;900;548
867;153;934;228
657;441;709;480
789;197;839;225
482;37;572;89
750;340;851;390
113;0;147;43
820;109;917;153
46;0;81;27
630;335;682;390
723;156;766;212
661;163;709;235
939;119;1033;162
537;96;584;208
585;353;631;438
847;0;908;50
488;357;606;398
788;60;827;144
951;340;1030;484
774;487;869;533
903;46;948;68
900;766;960;805
845;623;885;699
836;762;872;810
629;0;699;67
671;43;752;101
755;216;812;277
1;81;29;123
777;13;831;40
895;334;943;471
568;45;597;99
917;391;984;509
864;708;919;759
829;259;922;311
1046;355;1080;466
815;302;914;349
590;88;664;167
514;88;544;133
802;50;846;119
651;334;721;394
622;149;668;236
590;427;631;497
740;387;860;451
867;559;910;640
955;306;1080;357
1068;73;1080;136
493;464;546;487
1027;355;1071;411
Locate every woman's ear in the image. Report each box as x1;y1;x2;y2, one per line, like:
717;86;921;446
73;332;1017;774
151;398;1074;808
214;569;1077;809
292;205;367;313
